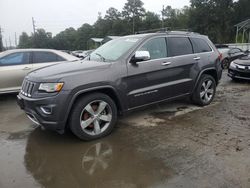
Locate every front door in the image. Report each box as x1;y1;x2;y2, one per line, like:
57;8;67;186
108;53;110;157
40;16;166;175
126;37;172;109
125;36;196;109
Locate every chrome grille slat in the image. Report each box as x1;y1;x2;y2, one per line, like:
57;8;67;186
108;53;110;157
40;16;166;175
21;80;35;98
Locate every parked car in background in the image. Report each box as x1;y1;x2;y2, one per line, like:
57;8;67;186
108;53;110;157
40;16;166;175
17;31;222;140
78;50;94;58
71;50;83;57
0;49;79;94
218;47;246;69
228;54;250;81
71;50;94;58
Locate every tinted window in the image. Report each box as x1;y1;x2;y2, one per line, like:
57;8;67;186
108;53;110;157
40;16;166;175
33;52;62;63
0;52;30;66
167;37;193;57
191;38;212;53
139;38;167;60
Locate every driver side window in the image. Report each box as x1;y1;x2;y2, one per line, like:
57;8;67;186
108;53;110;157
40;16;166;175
139;37;167;60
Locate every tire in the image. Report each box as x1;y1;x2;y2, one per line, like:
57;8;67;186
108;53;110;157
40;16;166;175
221;59;230;69
69;93;117;141
192;74;216;106
231;77;241;82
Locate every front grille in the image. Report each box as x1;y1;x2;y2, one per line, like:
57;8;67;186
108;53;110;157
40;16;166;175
21;80;35;97
232;69;250;78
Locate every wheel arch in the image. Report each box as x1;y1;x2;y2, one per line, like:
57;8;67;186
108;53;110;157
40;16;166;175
193;68;219;93
64;86;124;129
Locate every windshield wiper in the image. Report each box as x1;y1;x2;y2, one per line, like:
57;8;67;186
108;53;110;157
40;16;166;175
94;53;106;62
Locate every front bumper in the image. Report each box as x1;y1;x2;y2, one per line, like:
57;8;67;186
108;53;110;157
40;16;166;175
228;67;250;80
17;91;71;133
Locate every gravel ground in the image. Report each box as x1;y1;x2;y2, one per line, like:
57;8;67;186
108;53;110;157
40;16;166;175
0;71;249;188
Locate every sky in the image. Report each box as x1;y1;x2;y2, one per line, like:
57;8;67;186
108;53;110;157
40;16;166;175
0;0;190;47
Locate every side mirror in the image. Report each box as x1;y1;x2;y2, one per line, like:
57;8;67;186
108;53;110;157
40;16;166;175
131;51;150;63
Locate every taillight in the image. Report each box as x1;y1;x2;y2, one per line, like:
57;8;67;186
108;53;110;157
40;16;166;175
218;53;222;61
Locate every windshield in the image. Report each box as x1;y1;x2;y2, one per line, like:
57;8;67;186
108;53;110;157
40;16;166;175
88;37;141;62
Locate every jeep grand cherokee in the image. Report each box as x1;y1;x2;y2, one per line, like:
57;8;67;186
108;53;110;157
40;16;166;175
17;31;222;140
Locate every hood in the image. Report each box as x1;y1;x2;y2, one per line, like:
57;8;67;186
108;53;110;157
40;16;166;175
235;55;250;66
27;60;111;82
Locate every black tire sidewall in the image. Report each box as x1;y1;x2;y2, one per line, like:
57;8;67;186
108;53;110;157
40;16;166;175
69;93;117;141
222;59;229;69
193;74;216;106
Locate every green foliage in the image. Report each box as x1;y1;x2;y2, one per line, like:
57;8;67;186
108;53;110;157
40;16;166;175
18;32;32;48
189;0;235;43
18;0;250;50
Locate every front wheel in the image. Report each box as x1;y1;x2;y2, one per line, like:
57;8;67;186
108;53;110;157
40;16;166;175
69;93;117;141
192;74;216;106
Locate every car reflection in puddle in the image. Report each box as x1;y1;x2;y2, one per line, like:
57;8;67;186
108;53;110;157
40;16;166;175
82;142;113;175
24;128;172;188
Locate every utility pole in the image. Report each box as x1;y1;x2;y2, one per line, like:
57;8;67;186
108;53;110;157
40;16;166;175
132;0;135;34
5;39;8;50
32;17;36;47
9;36;12;48
32;17;36;34
15;32;17;47
0;26;3;52
161;5;165;28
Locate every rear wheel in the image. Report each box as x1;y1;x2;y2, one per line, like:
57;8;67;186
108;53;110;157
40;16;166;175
192;74;216;106
69;93;117;141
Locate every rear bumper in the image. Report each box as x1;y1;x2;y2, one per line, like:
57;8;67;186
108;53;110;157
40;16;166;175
228;68;250;80
16;91;71;133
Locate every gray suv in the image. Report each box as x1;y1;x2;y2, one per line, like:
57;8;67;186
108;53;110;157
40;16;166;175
17;31;222;140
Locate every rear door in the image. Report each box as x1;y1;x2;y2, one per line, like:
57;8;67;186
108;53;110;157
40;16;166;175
165;36;197;97
31;51;66;71
0;52;31;92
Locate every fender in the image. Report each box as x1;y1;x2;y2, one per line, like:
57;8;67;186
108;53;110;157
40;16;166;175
63;85;124;125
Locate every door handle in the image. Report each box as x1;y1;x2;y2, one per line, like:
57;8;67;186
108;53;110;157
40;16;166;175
161;62;172;66
194;57;201;61
22;67;31;70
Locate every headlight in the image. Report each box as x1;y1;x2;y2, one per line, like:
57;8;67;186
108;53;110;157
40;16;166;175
38;83;64;93
230;61;237;68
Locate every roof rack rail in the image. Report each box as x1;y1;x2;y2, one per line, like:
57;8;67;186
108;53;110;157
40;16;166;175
135;27;170;34
135;28;200;35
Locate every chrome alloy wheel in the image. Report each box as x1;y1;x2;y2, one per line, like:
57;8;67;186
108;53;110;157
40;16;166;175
80;100;112;136
200;79;214;103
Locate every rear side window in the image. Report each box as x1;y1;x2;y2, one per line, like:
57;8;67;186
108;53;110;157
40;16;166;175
0;52;30;66
191;38;212;53
139;37;167;60
167;37;193;57
33;52;64;63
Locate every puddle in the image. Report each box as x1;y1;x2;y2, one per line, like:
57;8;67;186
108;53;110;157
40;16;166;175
0;127;172;188
8;130;33;140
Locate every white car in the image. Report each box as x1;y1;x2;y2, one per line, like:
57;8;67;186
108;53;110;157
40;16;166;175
0;49;79;94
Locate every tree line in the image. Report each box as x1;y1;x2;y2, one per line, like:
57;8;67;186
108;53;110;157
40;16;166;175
18;0;250;51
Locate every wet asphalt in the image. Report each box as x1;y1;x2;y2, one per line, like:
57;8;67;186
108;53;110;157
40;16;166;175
0;71;250;188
